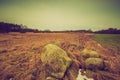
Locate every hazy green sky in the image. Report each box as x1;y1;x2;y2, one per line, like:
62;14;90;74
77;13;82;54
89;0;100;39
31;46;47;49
0;0;120;31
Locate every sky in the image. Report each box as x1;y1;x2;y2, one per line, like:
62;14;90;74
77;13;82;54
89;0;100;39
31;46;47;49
0;0;120;31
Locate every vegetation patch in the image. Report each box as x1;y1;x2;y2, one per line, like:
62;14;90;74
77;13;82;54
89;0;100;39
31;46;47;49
92;34;120;52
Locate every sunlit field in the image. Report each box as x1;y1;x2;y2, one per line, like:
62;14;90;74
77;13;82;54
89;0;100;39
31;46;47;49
0;32;120;80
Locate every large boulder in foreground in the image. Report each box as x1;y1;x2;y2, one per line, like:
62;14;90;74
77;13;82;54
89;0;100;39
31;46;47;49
41;44;72;79
85;58;104;70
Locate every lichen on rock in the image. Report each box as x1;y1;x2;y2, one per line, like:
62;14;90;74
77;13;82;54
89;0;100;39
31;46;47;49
41;44;72;79
81;49;100;58
85;58;104;70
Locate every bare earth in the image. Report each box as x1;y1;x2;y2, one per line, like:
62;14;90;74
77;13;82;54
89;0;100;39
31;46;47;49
0;32;120;80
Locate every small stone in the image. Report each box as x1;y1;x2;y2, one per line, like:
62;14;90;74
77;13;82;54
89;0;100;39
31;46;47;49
46;77;57;80
85;58;104;70
81;49;99;58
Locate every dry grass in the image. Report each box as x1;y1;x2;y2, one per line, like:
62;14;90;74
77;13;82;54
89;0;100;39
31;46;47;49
0;32;120;80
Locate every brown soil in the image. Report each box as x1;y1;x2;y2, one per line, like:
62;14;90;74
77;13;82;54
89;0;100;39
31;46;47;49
0;32;120;80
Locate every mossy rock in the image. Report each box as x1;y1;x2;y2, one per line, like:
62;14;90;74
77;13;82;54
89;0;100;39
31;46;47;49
54;40;62;47
85;58;104;70
81;49;99;58
41;44;72;79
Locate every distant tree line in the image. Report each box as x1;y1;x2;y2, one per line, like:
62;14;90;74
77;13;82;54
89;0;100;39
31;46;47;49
94;28;120;34
0;22;120;34
55;28;120;34
0;22;39;33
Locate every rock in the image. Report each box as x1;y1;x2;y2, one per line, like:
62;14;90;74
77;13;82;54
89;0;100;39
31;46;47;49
85;58;104;70
41;44;72;79
54;40;62;47
81;49;99;58
46;77;58;80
